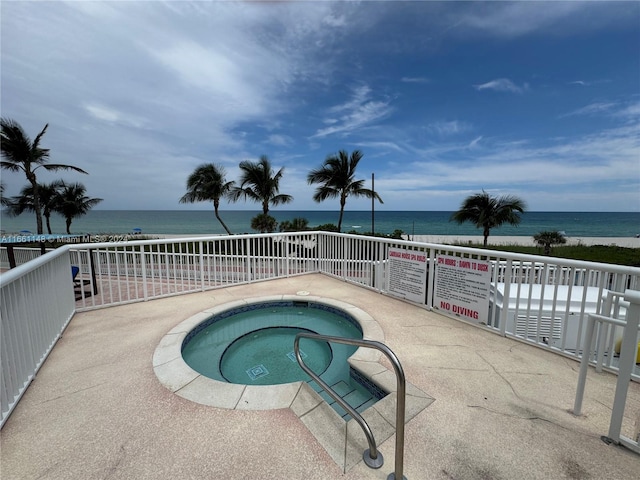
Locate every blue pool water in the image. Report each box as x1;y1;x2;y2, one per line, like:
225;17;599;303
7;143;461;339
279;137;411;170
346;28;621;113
182;301;362;385
181;300;386;418
219;326;333;384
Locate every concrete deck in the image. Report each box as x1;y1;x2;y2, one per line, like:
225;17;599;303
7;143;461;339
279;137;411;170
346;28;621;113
2;274;639;479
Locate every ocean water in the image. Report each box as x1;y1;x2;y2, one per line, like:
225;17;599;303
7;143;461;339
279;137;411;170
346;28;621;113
0;210;638;238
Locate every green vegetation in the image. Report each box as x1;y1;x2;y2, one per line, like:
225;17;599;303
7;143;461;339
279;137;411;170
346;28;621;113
533;230;567;255
457;242;640;267
344;228;404;240
450;190;527;246
307;149;383;232
56;182;103;234
179;163;235;235
279;217;309;232
5;180;102;234
1;118;89;234
229;155;293;232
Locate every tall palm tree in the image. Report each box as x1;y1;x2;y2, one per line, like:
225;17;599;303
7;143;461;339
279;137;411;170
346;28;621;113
307;149;383;232
5;181;64;234
450;190;527;246
229;155;293;215
533;230;567;255
55;182;102;234
179;163;235;235
0;118;88;234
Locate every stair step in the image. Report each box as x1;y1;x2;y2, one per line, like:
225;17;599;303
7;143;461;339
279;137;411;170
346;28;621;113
307;378;377;419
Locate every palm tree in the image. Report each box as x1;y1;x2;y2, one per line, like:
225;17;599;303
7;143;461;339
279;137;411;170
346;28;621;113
5;181;64;234
55;182;102;234
533;230;567;255
251;213;278;233
307;150;383;232
450;190;527;246
0;182;10;208
229;155;293;215
1;118;88;234
279;217;309;232
179;163;235;235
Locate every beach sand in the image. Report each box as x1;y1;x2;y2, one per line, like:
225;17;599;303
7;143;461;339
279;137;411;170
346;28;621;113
404;235;640;248
154;233;639;248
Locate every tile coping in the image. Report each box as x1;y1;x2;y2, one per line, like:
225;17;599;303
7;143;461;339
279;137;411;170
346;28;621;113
152;293;434;472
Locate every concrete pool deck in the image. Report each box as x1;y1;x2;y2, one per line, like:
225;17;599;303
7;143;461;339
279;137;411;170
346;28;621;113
2;274;639;479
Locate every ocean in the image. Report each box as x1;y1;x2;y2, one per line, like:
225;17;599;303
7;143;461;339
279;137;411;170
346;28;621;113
1;210;638;238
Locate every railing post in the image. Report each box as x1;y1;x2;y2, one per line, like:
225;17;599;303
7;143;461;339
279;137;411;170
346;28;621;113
573;314;598;416
607;289;640;445
199;241;205;291
499;259;513;336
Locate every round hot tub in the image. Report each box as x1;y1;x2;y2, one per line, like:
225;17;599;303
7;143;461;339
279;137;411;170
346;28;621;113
181;300;363;386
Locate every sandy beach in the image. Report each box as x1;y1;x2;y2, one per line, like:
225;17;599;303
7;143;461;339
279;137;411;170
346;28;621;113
151;233;639;248
404;235;640;248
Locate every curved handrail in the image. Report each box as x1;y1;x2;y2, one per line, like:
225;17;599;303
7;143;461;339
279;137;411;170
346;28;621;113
294;332;407;479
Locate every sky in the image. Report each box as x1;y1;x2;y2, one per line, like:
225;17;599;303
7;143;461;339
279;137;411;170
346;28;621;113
1;0;639;212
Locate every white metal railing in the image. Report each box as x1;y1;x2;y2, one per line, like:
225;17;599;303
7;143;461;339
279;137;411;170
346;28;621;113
68;233;320;310
573;290;640;453
0;246;54;269
1;247;75;428
1;231;639;429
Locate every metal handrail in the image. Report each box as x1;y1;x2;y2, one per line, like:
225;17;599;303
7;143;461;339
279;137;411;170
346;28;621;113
294;332;407;480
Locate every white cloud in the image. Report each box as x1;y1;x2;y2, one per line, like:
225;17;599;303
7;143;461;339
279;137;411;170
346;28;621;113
401;77;430;84
561;102;617;118
561;101;640;120
1;1;637;212
352;141;405;153
375;121;640;210
427;120;471;136
84;103;147;128
468;136;483;148
614;102;640;120
452;1;635;38
569;80;589;86
312;85;393;138
266;134;293;147
474;78;528;94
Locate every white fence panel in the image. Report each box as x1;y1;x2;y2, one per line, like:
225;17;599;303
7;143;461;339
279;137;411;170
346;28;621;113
1;248;75;427
2;232;639;429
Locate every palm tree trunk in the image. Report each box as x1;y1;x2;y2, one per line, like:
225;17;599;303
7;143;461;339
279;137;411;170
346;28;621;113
66;217;72;234
483;227;490;247
337;196;347;232
27;174;44;234
45;213;52;234
337;209;344;232
214;207;232;235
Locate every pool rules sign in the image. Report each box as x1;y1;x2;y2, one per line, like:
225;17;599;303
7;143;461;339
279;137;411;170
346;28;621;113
386;247;428;304
434;254;491;323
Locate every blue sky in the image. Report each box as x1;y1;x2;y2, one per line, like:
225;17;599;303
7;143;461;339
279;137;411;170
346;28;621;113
1;1;639;212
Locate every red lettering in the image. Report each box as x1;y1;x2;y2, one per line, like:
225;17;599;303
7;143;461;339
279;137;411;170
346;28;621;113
452;305;479;320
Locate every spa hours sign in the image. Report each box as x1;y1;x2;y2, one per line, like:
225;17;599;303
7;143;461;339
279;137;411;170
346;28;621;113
386;247;428;304
434;254;491;323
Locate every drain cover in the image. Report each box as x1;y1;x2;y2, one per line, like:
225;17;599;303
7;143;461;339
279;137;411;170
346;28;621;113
246;364;269;380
